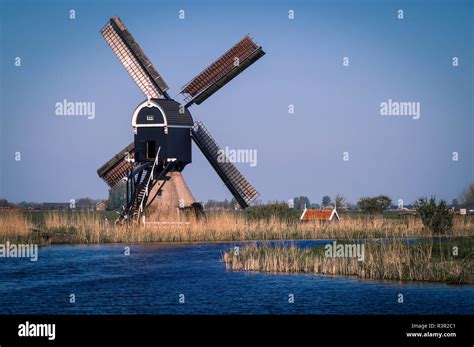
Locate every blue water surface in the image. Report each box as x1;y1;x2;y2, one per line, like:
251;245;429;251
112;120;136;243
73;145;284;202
0;241;472;314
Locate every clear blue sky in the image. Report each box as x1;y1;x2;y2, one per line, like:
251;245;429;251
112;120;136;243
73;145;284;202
0;0;472;205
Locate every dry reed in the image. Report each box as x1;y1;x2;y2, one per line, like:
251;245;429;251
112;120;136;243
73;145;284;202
0;211;473;244
0;212;33;242
222;240;473;284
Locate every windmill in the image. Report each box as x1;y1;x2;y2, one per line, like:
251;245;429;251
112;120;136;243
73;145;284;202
96;17;265;223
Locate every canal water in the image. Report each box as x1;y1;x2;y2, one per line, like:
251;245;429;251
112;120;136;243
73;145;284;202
0;241;472;314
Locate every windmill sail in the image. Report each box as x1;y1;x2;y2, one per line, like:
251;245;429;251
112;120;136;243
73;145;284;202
97;143;135;188
191;121;259;208
181;35;265;107
101;17;169;99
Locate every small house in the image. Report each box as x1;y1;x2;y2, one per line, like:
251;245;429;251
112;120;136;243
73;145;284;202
300;208;340;222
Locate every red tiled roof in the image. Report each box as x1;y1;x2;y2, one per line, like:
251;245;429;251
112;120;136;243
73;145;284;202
301;209;334;221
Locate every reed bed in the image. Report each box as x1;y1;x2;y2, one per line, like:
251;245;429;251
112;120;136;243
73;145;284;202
222;240;474;284
0;212;35;242
0;211;472;244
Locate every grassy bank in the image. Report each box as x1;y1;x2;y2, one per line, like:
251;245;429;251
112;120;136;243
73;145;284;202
222;238;474;284
0;210;473;244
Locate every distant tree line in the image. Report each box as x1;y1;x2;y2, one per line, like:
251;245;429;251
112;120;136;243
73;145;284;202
245;203;300;222
2;182;472;217
107;182;126;211
459;183;474;209
0;198;106;210
415;197;453;235
357;195;393;214
293;196;310;210
204;198;238;210
0;199;17;209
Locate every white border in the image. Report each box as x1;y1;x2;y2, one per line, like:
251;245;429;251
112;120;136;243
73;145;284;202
131;100;167;128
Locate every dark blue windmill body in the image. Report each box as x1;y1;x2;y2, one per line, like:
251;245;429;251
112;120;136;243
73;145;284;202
132;99;193;168
97;17;265;223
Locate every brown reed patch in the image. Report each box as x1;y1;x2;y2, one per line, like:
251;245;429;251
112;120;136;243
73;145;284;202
0;211;473;244
223;240;473;284
0;212;33;242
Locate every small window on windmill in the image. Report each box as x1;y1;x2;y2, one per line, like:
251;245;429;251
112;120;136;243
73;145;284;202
146;115;154;121
146;141;156;160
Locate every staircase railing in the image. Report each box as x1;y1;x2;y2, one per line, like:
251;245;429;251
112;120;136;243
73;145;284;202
136;147;161;222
